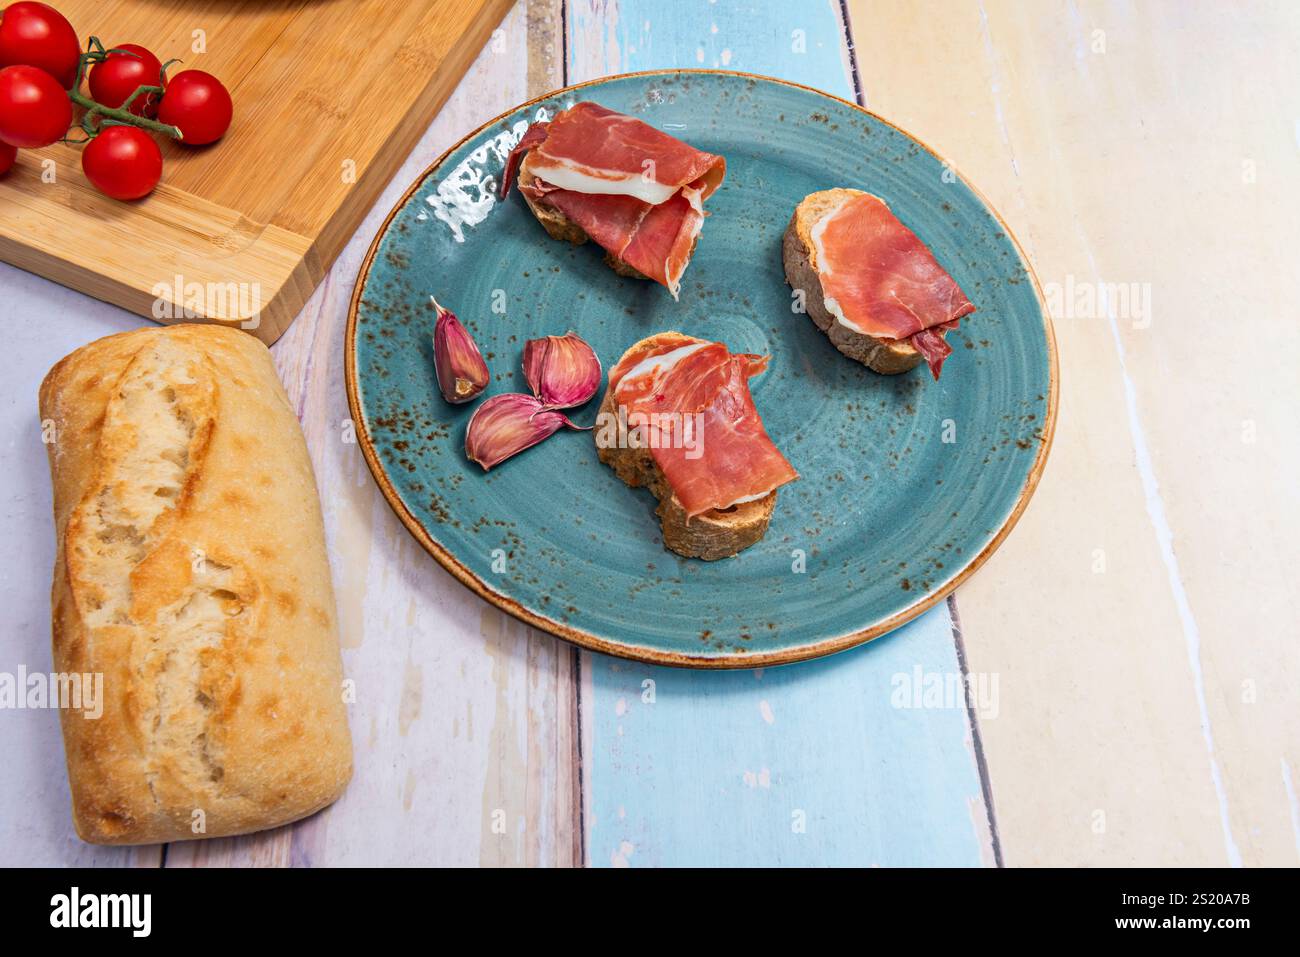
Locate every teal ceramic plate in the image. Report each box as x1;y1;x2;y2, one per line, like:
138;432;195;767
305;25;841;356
346;70;1057;668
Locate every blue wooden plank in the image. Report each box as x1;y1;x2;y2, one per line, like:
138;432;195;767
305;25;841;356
567;0;993;866
586;609;991;867
567;0;857;99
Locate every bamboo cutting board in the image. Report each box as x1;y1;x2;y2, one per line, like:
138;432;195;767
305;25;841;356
0;0;513;343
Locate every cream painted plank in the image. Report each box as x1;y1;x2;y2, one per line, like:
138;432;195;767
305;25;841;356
848;0;1300;865
167;0;578;867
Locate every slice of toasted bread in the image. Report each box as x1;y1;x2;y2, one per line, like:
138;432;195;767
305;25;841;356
783;188;923;375
595;334;777;561
515;152;651;281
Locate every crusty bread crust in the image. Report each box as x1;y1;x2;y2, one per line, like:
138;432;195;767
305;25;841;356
39;325;352;844
595;334;777;561
782;187;923;375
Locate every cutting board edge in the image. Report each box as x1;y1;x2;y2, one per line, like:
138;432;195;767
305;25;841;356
0;212;317;345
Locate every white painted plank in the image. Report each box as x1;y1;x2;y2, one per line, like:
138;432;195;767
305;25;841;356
0;0;573;868
167;0;576;868
0;275;160;865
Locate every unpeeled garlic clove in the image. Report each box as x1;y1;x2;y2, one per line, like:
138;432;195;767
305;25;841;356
432;297;490;404
522;332;602;408
465;393;583;471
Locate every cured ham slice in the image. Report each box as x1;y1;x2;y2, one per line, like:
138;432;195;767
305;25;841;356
910;324;957;378
612;336;797;518
500;122;548;200
809;192;975;379
606;331;703;387
501;102;726;297
535;185;706;294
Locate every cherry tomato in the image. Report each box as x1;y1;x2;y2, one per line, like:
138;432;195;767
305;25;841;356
0;2;80;89
0;141;16;174
0;63;70;147
157;69;231;145
81;124;162;200
88;43;162;116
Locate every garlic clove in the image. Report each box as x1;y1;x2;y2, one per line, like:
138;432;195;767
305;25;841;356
432;297;490;404
522;331;602;409
464;393;583;471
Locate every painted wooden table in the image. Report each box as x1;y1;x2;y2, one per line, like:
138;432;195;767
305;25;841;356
2;0;1296;867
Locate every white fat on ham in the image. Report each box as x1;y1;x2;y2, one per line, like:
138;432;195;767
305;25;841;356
722;490;772;506
616;341;710;390
807;192;860;334
526;159;679;206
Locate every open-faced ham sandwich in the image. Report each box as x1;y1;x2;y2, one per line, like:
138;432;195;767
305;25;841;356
783;188;976;379
501;102;726;299
595;332;797;560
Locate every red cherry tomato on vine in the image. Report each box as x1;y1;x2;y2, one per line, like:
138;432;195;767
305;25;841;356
81;124;162;200
0;141;16;174
89;43;163;117
0;63;70;147
0;2;80;89
157;69;231;145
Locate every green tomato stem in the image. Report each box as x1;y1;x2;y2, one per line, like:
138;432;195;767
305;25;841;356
67;37;183;142
68;88;183;141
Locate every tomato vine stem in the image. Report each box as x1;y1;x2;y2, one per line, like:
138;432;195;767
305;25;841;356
69;87;181;140
67;36;183;142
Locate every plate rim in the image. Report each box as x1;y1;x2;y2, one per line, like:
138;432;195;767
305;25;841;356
344;68;1060;669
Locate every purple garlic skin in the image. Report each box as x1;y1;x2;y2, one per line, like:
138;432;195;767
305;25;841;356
432;297;490;404
522;332;602;408
465;394;583;471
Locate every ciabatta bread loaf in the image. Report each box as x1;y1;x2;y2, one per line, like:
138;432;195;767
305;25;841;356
39;325;352;845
